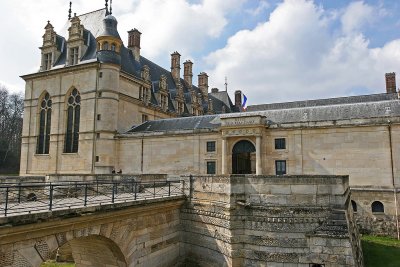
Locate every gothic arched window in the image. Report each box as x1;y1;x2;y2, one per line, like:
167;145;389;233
37;93;52;154
111;43;116;51
64;89;81;153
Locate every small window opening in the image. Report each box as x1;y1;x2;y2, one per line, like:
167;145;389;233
275;138;286;149
207;161;216;174
351;200;357;212
207;141;216;152
275;160;286;175
372;201;384;213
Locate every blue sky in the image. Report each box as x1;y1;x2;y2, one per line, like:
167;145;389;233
1;0;400;105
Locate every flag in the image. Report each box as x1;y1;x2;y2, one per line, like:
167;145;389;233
241;94;247;111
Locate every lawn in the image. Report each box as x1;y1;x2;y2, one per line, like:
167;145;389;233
362;235;400;267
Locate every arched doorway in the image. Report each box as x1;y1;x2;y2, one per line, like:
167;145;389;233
232;140;256;174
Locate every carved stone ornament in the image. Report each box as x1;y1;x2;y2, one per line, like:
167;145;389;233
222;127;262;137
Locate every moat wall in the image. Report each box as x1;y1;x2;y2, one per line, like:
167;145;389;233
180;175;363;267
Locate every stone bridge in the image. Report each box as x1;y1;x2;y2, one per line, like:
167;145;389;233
0;175;364;267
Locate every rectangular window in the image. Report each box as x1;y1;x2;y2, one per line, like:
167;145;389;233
44;53;52;70
206;141;216;152
95;156;99;162
275;160;286;175
275;138;286;150
97;114;101;121
96;133;100;139
207;161;216;174
142;114;148;123
69;47;79;65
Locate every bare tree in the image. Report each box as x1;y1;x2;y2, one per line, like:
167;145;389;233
0;84;24;174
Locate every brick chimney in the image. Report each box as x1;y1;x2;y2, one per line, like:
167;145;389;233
198;72;209;99
235;90;242;111
128;28;141;61
385;72;396;94
183;60;193;87
171;51;181;81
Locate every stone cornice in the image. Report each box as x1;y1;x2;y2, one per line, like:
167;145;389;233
20;61;100;80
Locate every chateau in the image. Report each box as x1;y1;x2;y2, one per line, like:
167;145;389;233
13;2;400;266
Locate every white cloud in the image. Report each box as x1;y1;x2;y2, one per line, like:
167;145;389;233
117;0;245;62
205;0;400;104
341;1;374;34
246;1;270;16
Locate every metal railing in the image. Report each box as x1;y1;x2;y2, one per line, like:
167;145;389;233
0;180;184;217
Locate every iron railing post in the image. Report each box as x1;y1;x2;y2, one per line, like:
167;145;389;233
5;187;9;216
168;181;171;196
84;184;88;206
112;182;116;203
49;184;53;210
153;182;156;197
189;174;193;200
18;182;21;203
134;182;137;200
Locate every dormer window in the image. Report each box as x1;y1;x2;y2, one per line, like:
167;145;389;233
177;102;184;114
160;95;168;111
111;43;116;51
43;53;52;70
69;47;79;65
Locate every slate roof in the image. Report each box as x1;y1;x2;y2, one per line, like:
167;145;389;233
52;9;235;115
247;93;399;111
127;95;400;133
128;115;220;133
253;98;400;124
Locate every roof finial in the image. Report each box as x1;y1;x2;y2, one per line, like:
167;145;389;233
68;1;72;20
225;76;228;92
110;0;112;15
105;0;109;16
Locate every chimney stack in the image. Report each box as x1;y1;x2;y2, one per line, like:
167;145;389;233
128;29;141;61
171;51;181;81
183;60;193;87
235;90;242;111
385;72;397;94
198;72;209;99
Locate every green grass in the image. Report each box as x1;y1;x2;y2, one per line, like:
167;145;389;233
40;261;75;267
362;235;400;267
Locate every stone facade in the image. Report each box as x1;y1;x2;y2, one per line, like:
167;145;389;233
20;8;237;177
119;113;400;237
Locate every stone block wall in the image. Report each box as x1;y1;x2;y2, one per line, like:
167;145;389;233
181;175;363;267
351;188;400;237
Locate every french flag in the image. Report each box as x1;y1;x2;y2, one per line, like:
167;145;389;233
241;94;247;111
